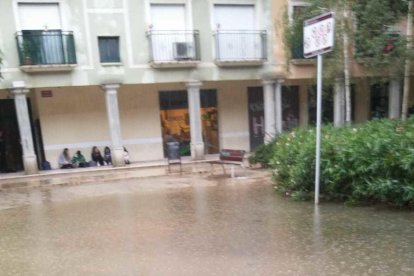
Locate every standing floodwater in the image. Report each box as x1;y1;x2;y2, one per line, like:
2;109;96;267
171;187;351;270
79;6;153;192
0;172;413;275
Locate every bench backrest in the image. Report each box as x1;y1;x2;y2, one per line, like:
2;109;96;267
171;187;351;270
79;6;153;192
219;149;245;162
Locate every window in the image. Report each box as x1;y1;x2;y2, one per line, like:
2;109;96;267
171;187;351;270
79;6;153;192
98;37;120;63
288;1;310;22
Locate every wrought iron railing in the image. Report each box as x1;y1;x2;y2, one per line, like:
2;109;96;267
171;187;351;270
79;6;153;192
147;30;201;63
16;30;76;66
214;30;267;62
291;43;305;59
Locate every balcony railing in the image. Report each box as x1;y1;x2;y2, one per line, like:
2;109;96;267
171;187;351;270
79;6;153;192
291;43;305;59
214;30;267;65
147;30;200;67
16;30;76;67
290;41;316;64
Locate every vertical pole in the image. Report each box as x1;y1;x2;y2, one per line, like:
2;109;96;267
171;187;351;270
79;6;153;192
186;81;204;160
102;83;125;167
315;54;323;205
262;80;275;143
11;88;38;174
275;79;284;135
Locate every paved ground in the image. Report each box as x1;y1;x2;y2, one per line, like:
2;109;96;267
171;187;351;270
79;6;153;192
0;166;413;276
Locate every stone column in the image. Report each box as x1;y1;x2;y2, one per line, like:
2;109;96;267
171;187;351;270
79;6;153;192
275;79;284;135
11;87;38;174
262;80;275;143
334;78;345;127
299;85;309;127
389;79;401;119
186;81;204;160
102;83;125;167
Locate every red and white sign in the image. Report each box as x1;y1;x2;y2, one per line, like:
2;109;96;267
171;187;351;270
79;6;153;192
303;12;335;58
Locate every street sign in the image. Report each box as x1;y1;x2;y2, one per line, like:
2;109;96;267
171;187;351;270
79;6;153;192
304;12;335;58
303;12;336;205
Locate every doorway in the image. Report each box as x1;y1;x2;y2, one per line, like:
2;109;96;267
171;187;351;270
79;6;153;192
159;90;219;157
370;83;389;119
0;99;23;172
248;87;264;150
282;86;300;131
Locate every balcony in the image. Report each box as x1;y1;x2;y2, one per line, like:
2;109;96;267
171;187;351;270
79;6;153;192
213;30;267;67
16;30;76;73
147;30;201;68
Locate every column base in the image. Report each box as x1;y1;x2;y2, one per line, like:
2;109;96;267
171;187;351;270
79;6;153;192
264;134;276;144
112;147;126;167
23;155;38;175
191;142;205;160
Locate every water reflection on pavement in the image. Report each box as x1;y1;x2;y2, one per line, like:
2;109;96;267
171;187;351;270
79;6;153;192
0;170;413;275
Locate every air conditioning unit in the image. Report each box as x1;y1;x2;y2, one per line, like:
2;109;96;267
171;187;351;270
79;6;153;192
173;42;195;60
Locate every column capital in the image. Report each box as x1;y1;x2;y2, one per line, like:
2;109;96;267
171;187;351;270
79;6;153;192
10;87;30;95
186;81;202;89
101;83;121;92
276;79;285;85
262;80;275;86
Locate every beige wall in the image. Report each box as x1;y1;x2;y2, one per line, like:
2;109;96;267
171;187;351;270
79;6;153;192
213;81;259;151
35;80;258;168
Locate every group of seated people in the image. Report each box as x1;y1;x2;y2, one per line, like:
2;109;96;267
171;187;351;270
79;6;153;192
58;146;130;169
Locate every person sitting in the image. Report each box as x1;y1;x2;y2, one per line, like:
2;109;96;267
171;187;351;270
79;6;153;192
58;148;74;169
103;146;112;165
72;150;88;168
91;146;105;166
123;147;130;165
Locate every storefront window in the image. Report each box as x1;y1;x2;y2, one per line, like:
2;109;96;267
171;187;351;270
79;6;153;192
159;90;219;157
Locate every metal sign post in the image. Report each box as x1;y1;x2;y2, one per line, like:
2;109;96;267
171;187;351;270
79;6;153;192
303;12;335;205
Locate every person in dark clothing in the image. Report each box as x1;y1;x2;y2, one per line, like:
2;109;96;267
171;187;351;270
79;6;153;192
103;146;112;165
91;146;105;166
0;130;6;173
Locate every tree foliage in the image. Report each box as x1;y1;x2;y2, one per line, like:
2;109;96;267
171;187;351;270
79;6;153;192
284;0;413;80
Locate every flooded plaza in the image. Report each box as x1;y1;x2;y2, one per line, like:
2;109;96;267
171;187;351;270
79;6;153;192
0;169;413;275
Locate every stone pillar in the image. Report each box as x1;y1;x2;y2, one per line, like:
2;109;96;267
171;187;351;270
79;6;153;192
262;80;275;143
334;78;345;127
299;85;309;127
186;81;204;160
389;79;401;119
275;79;284;135
10;87;38;174
102;83;125;167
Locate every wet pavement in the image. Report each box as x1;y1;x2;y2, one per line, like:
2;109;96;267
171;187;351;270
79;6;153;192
0;169;413;275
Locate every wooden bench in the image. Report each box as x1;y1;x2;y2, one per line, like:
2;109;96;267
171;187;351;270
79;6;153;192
208;149;246;177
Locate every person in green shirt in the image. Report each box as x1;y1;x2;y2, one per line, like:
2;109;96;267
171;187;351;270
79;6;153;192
72;150;88;168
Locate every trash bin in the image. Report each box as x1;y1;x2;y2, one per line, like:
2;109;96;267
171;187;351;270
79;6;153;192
167;142;180;161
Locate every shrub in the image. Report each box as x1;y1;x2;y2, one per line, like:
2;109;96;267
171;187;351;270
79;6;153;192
249;139;277;168
269;118;414;207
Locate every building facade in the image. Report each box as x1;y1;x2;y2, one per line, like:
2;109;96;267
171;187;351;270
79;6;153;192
0;0;413;174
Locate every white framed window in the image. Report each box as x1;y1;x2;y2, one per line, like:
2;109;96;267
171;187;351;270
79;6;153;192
150;3;187;30
18;2;62;30
288;0;310;23
214;4;255;30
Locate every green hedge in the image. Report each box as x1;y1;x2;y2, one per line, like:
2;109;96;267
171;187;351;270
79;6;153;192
251;118;414;207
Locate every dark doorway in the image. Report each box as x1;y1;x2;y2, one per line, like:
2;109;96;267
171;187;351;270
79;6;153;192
308;86;334;125
0;99;23;172
370;83;389;119
248;87;264;151
282;86;300;131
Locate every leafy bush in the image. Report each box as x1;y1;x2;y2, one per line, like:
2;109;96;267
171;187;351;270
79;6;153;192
269;118;414;207
249;139;277;168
